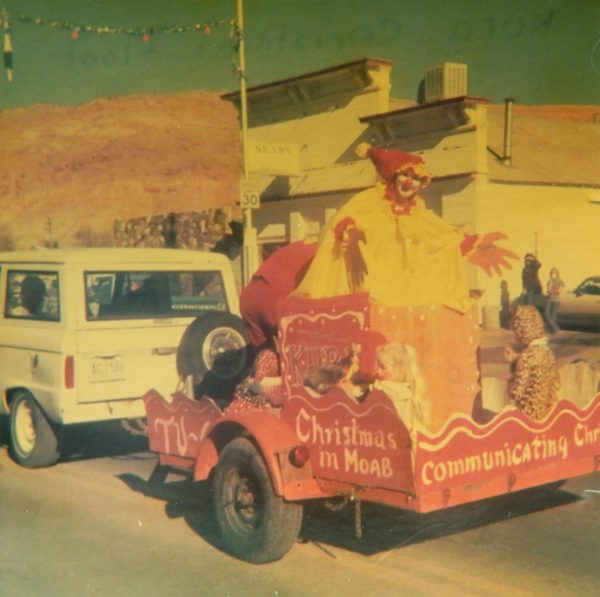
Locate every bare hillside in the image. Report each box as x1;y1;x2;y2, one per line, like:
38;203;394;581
0;91;241;249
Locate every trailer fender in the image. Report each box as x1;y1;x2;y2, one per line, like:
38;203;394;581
194;411;319;499
194;435;220;481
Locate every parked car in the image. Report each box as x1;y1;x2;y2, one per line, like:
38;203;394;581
0;248;250;468
557;276;600;332
507;276;600;333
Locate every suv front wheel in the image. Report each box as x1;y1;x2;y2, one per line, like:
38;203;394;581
9;390;60;468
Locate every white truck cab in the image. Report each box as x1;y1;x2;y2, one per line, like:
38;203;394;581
0;248;247;467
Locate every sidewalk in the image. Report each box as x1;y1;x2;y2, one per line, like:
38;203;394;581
480;327;600;377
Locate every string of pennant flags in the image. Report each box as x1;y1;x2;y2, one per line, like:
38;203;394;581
0;8;242;82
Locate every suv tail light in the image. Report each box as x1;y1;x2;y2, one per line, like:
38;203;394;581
64;356;75;389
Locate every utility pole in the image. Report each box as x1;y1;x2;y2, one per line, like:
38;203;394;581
236;0;259;285
46;218;53;247
237;0;249;181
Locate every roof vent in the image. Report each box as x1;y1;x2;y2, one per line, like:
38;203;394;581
425;62;467;102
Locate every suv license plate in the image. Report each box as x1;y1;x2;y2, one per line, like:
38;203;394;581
90;357;126;383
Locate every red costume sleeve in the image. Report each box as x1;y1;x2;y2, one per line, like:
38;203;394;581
460;233;479;256
254;241;318;295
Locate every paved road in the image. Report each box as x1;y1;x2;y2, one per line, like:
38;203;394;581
1;331;598;596
1;425;600;597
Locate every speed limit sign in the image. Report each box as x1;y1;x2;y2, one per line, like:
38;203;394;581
240;181;261;209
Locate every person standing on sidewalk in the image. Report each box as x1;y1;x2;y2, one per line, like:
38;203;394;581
544;268;565;334
521;253;543;305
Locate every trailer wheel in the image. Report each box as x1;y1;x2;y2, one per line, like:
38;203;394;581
214;437;302;564
177;313;251;398
9;390;60;468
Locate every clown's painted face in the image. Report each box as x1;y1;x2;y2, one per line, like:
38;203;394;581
393;168;428;201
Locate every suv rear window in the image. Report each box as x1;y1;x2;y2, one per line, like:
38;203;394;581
85;270;228;320
5;271;60;321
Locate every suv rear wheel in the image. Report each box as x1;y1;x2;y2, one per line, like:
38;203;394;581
9;390;60;468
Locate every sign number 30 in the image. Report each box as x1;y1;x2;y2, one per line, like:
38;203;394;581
240;183;261;209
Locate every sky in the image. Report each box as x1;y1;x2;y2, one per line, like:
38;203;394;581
0;0;599;111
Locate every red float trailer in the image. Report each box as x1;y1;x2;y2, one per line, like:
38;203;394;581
143;294;600;563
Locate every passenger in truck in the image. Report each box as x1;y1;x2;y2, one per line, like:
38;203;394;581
12;274;46;317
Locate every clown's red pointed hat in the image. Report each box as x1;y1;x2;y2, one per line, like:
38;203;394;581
356;143;430;183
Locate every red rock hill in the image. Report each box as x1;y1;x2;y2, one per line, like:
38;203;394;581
0;91;241;249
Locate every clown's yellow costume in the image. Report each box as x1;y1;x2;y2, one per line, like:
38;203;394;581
296;164;475;314
295;146;519;431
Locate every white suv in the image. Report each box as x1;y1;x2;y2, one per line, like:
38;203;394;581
0;248;249;467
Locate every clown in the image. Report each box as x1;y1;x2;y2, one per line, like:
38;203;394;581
296;144;517;312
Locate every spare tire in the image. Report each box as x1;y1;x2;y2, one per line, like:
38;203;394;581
177;313;251;398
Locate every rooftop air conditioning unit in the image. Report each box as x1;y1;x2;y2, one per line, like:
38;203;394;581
425;62;468;102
